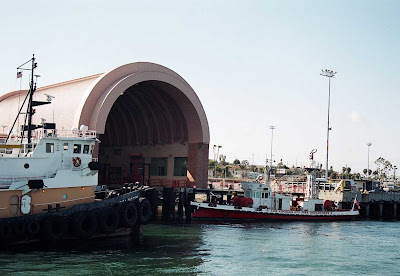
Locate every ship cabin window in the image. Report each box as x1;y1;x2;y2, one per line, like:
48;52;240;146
83;145;90;154
46;143;54;153
261;192;269;199
113;148;121;155
245;191;250;197
73;144;81;154
63;143;69;150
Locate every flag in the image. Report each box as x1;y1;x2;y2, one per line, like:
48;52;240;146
17;71;22;78
354;198;360;210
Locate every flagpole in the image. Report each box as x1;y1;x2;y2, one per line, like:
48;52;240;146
351;194;357;211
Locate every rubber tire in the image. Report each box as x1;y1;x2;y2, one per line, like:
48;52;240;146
71;212;98;239
119;202;137;228
0;223;13;240
26;219;40;235
98;208;119;234
137;197;152;224
13;219;27;237
41;216;67;241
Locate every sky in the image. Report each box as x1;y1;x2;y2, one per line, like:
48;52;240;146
0;0;399;174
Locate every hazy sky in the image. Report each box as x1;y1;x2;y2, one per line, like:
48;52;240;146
1;0;399;174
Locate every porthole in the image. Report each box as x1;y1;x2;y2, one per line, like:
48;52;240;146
63;194;68;200
24;163;29;169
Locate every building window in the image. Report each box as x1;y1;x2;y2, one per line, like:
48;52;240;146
46;143;54;153
150;157;168;176
174;157;187;176
109;167;122;179
73;144;81;154
113;148;121;155
83;145;90;154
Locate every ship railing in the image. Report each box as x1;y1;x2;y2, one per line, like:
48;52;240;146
4;129;97;144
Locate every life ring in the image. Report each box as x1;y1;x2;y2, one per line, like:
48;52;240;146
0;222;13;240
98;208;119;234
72;157;82;167
137;197;152;224
119;202;138;228
41;216;67;241
12;218;27;237
71;212;97;239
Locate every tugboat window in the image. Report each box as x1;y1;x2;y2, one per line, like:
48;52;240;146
73;144;81;154
46;143;54;153
83;145;90;154
63;143;69;150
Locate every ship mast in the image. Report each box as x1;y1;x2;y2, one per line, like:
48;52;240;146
27;54;36;144
6;55;48;147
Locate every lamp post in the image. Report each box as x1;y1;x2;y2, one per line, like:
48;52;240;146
213;145;222;177
320;69;337;179
1;125;7;134
269;126;275;167
367;142;372;179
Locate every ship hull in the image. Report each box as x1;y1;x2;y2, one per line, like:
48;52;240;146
191;203;359;221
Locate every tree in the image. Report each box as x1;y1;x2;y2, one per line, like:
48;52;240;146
208;159;217;168
240;160;249;169
374;157;393;182
233;159;240;165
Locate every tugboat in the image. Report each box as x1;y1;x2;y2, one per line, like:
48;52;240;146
0;55;154;243
191;150;360;221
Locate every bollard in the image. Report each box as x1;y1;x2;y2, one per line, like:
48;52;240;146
177;190;184;223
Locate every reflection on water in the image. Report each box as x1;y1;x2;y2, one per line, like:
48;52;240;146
0;220;400;276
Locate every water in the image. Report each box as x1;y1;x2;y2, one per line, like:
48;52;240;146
1;220;400;276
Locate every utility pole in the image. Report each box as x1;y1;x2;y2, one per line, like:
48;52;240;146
270;126;275;167
320;69;337;179
367;142;372;180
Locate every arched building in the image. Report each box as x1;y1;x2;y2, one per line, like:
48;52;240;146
0;62;210;188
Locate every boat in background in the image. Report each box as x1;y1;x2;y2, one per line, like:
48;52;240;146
191;150;360;221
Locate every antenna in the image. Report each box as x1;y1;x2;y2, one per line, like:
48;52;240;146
44;94;55;122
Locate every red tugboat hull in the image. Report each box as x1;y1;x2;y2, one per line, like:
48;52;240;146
191;203;359;221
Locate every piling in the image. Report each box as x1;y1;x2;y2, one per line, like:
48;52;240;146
162;187;175;221
379;203;383;217
177;189;184;223
185;189;195;223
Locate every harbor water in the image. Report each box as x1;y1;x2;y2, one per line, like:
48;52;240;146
1;220;399;276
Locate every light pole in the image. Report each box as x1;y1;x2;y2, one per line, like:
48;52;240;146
269;126;275;167
367;142;372;179
213;145;222;177
1;125;7;134
320;69;337;179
